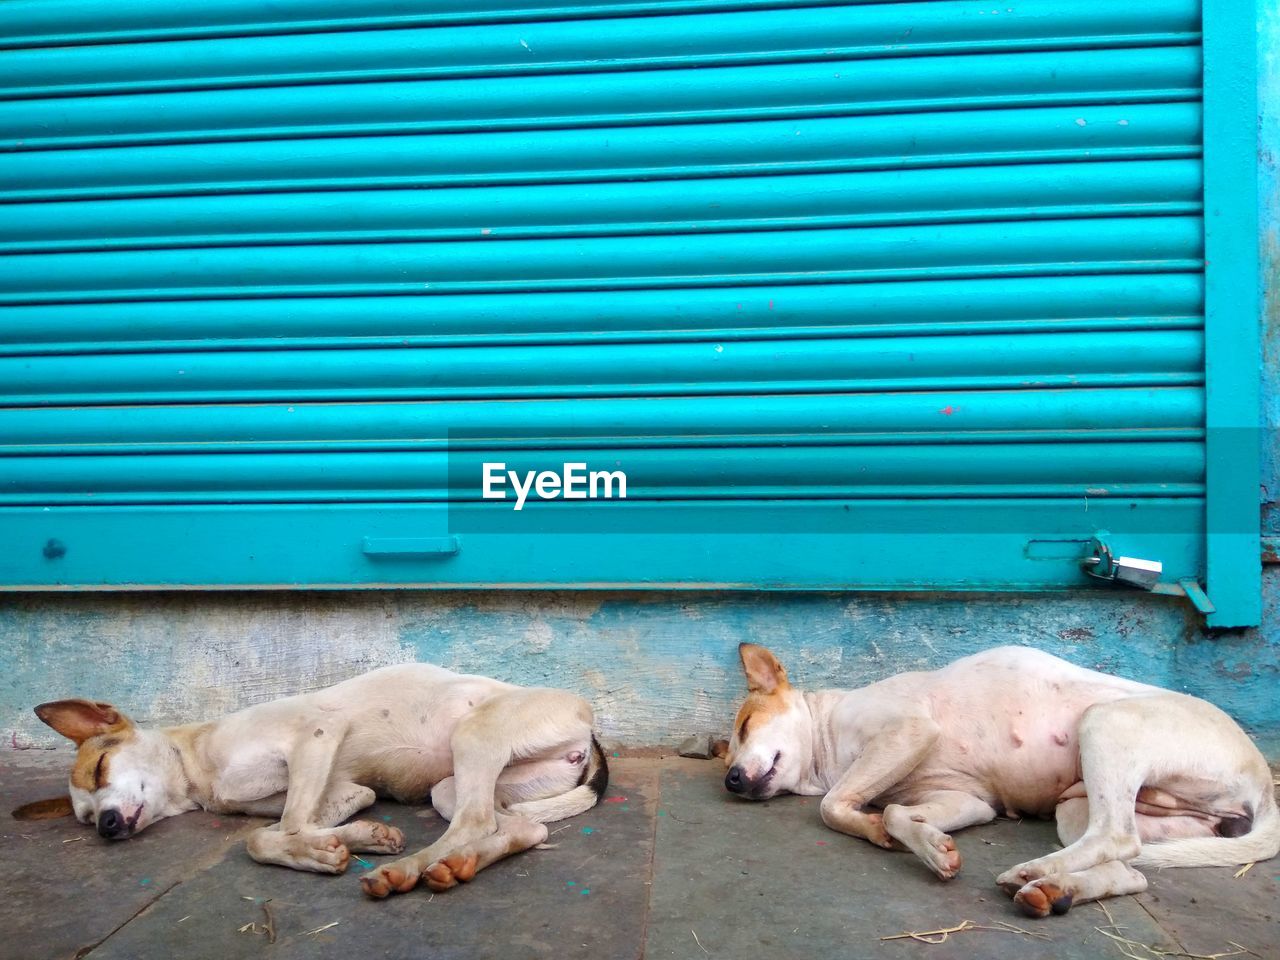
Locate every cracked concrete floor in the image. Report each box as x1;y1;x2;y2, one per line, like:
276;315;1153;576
2;753;1276;960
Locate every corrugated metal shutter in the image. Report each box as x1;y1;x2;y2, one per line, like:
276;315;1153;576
0;0;1259;621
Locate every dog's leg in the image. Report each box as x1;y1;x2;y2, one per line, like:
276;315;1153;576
881;791;997;879
1008;860;1149;918
1054;796;1090;847
997;699;1149;891
430;777;457;820
818;715;940;849
276;718;351;833
430;750;589;822
245;719;378;874
419;812;549;892
326;818;407;856
246;823;352;873
315;783;406;855
246;780;404;868
362;688;592;898
314;783;376;827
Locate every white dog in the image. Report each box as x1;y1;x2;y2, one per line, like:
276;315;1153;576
723;644;1278;917
24;664;607;898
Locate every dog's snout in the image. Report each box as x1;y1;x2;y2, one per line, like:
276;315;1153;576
97;808;126;839
725;766;746;794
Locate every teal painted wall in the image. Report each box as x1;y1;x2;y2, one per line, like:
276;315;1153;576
1262;0;1280;518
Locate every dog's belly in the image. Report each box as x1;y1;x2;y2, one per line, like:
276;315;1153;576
336;678;510;802
920;650;1155;815
359;744;454;804
897;669;1153;816
945;703;1091;815
888;739;1082;818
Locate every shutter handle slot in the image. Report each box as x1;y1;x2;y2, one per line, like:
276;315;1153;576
362;536;459;558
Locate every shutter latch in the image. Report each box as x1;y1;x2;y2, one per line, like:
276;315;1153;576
1081;536;1215;615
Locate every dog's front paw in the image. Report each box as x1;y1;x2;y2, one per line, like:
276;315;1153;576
855;811;894;849
342;820;406;855
424;852;480;892
360;859;421;899
372;823;406;854
295;833;351;874
996;861;1046;897
1012;878;1073;918
923;833;962;880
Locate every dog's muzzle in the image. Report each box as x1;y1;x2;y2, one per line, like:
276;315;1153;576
97;804;142;840
725;765;747;794
97;808;128;839
725;757;777;799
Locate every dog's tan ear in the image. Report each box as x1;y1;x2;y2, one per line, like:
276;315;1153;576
738;643;789;694
34;699;130;745
12;796;75;821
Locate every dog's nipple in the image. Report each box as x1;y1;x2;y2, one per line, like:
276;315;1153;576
566;751;586;765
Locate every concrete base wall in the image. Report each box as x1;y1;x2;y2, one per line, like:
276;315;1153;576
6;570;1279;756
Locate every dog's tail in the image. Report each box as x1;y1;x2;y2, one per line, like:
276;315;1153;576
1134;792;1280;869
507;735;610;824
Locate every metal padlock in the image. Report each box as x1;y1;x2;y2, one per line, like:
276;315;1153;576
1082;539;1163;589
1107;555;1163;589
1081;537;1213;614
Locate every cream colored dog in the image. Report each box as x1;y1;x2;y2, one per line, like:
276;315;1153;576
724;644;1279;917
25;664;607;897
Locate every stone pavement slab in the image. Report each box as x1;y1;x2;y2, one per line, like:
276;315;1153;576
2;754;656;960
645;759;1183;960
1;753;258;960
3;754;1276;960
1139;861;1279;960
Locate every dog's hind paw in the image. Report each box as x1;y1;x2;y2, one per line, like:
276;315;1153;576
1012;878;1073;919
360;861;421;899
424;852;480;892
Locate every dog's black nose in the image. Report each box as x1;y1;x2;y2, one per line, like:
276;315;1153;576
97;808;125;839
725;766;746;794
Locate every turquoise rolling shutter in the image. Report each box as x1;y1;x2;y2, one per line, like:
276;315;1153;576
0;0;1260;623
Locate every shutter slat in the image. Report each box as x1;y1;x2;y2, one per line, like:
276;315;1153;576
2;103;1201;203
2;274;1202;351
0;442;1205;505
0;387;1203;451
2;1;1200;98
0;330;1202;404
2;217;1203;303
0;0;1200;47
2;47;1201;150
1;160;1203;254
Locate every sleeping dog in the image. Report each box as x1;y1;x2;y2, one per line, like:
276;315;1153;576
21;663;607;897
724;644;1278;917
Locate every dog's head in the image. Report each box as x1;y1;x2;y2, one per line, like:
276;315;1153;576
20;699;188;839
723;644;812;800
